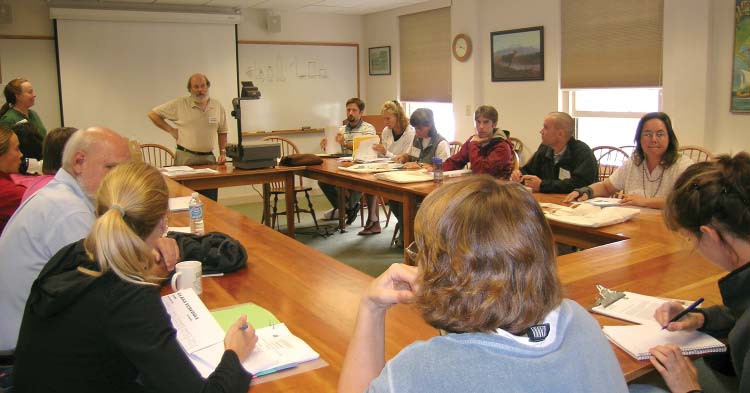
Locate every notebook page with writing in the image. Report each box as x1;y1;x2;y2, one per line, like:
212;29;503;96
602;325;726;361
591;292;693;326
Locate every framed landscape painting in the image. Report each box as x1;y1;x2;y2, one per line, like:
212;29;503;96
491;26;544;82
369;46;391;76
732;0;750;112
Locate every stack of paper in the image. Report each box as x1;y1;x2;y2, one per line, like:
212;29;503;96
374;169;472;183
168;196;192;212
540;203;639;228
338;163;404;174
162;290;320;378
352;135;380;162
602;325;726;361
584;197;623;207
591;291;693;326
161;166;219;177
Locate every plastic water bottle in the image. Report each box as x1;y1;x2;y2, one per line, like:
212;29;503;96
189;192;205;235
432;157;443;184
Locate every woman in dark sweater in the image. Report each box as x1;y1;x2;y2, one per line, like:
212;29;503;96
647;152;750;392
13;161;257;393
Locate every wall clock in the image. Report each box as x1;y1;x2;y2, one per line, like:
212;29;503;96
452;33;472;62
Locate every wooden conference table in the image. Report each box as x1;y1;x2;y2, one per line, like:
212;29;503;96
168;164;303;238
303;159;726;381
167;161;726;387
165;179;435;392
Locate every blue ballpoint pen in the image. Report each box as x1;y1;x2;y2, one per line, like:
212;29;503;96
662;297;704;330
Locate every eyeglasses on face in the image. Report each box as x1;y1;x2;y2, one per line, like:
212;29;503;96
642;131;666;139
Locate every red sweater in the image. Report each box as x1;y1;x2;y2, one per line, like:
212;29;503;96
0;171;26;234
443;133;514;179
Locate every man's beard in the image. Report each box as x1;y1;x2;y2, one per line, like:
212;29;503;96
192;93;209;103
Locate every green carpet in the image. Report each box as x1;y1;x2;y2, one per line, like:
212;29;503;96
228;194;404;277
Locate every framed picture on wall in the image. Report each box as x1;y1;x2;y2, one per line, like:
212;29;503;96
731;0;750;112
369;46;391;76
491;26;544;82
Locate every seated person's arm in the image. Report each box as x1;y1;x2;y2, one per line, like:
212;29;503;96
471;141;513;178
620;194;666;209
442;142;467;172
563;179;617;203
394;153;411;164
107;287;255;393
338;264;418;393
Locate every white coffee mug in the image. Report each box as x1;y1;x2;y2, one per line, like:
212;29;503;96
171;260;203;295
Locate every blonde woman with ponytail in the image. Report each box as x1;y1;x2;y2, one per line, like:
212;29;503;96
13;161;257;393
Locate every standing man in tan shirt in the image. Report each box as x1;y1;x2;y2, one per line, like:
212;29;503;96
147;73;227;201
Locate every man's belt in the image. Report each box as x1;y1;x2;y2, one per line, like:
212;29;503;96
176;145;213;156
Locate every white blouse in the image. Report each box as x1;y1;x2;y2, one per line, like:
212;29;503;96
608;154;694;197
379;125;416;158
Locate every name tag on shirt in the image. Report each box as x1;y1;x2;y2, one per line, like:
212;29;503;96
409;146;421;158
559;168;571;180
208;116;218;124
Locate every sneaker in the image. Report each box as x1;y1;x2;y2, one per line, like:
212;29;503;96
322;208;340;220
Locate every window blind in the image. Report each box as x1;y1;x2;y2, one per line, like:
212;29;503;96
561;0;663;89
399;7;451;102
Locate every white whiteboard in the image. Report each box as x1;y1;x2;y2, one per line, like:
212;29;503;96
238;43;358;132
56;19;238;149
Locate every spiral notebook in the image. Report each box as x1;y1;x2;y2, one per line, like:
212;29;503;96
602;325;726;361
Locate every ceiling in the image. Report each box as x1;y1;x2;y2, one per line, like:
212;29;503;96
46;0;434;15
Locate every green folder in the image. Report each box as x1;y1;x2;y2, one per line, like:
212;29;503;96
211;303;280;332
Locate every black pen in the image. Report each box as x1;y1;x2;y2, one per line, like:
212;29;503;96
662;297;704;330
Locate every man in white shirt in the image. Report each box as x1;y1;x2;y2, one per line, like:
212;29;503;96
148;73;227;201
318;98;376;224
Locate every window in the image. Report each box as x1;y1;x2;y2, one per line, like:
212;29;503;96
403;101;455;142
562;88;661;151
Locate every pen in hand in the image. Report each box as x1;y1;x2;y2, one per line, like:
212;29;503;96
662;297;704;330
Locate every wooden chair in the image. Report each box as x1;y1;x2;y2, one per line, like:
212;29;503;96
679;145;713;162
449;141;462;156
140;143;175;168
361;114;386;136
260;136;320;232
592;146;630;182
508;136;524;168
618;145;636;157
509;136;524;155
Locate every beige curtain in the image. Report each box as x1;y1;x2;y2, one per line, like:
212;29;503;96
562;0;664;89
399;7;451;102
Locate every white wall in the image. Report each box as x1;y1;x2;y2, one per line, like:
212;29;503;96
475;0;560;156
0;0;60;131
662;0;711;148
